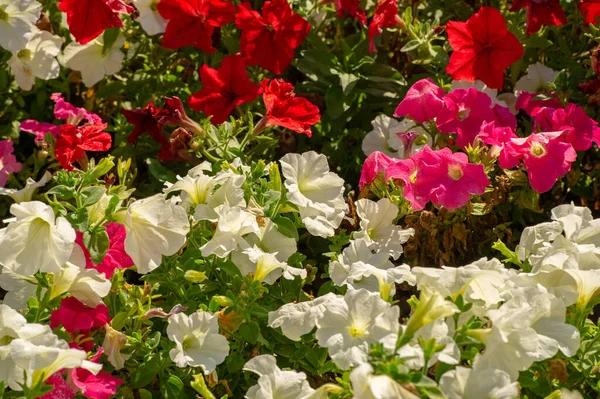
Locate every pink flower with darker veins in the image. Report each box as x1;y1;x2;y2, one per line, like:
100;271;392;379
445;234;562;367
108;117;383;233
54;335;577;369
436;88;496;148
510;132;577;193
413;146;490;210
394;78;445;123
0;140;22;187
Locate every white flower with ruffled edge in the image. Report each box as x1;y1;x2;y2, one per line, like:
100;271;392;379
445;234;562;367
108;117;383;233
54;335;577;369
243;354;316;399
200;204;259;258
8;29;62;90
133;0;167;35
350;363;419;399
362;115;430;159
439;366;519;399
0;171;51;203
515;62;560;93
0;0;41;52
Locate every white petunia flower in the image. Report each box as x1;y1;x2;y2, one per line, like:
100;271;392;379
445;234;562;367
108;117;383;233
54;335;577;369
315;289;400;369
439;366;519;399
403;287;459;340
118;194;190;274
7;29;61;90
362;115;430;159
133;0;167;35
515;62;560;93
329;238;414;299
0;201;75;275
62;33;125;87
243;354;316;399
0;268;38;310
517;221;563;261
281;151;346;238
511;269;579;307
102;325;131;370
0;0;41;52
267;293;340;341
563;269;600;310
241;246;306;284
350;363;419;399
0;171;51;203
166;171;216;211
397;319;459;370
167;311;230;373
200;204;260;258
551;203;600;246
354;198;414;260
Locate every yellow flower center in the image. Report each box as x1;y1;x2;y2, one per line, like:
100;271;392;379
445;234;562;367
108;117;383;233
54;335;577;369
448;164;464;181
457;107;470;121
530;142;546;157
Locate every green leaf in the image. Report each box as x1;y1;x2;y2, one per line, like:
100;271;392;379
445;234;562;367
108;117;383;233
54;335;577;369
83;227;110;264
131;354;160;389
111;312;128;330
102;28;121;56
47;185;74;200
139;389;153;399
161;375;184;398
491;239;522;267
66;208;90;231
272;216;299;240
401;39;422;52
147;158;177;183
80;186;106;207
239;321;260;344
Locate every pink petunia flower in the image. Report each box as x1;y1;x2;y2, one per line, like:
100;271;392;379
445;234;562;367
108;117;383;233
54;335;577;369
412;146;490;210
51;93;102;125
394;78;445;123
50;297;111;334
533;103;599;151
510;132;577;193
75;223;135;278
478;121;521;169
515;91;562;116
0;140;22;187
67;349;123;399
436;88;496;148
19;120;60;143
385;153;431;211
358;151;396;188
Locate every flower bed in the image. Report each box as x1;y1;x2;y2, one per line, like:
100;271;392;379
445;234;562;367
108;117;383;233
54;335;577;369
1;0;600;398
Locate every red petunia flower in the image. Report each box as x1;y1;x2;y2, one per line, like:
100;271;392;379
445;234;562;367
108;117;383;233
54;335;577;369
510;0;566;35
579;0;600;25
50;297;111;334
333;0;367;25
58;0;129;44
235;0;310;75
188;55;261;124
54;122;112;170
121;103;166;145
259;79;321;137
76;223;135;278
367;0;399;53
158;0;236;52
446;6;524;89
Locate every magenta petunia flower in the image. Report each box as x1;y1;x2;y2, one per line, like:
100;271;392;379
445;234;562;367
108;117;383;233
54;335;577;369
515;91;562;116
478;121;521;169
51;93;102;125
412;146;490;210
19;120;60;143
533;103;599;151
0;140;22;187
67;349;123;399
510;132;577;193
50;297;111;334
436;88;496;148
358;151;396;188
394;78;445;123
76;222;135;278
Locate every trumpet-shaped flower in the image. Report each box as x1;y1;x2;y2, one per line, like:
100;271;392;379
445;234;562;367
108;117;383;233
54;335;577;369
367;0;399;53
200;204;260;258
397;319;460;370
534;103;600;151
0;201;75;275
0;268;38;310
510;0;566;35
118;194;190;274
403;288;459;339
50;93;102;125
54;122;112;170
0;0;41;52
0;140;22;187
439;366;519;399
7;29;62;91
394;78;445;123
241;246;306;284
58;0;128;44
0;171;51;203
133;0;167;35
63;33;125;87
76;223;134;278
350;363;419;399
354;198;414;259
362;115;430;160
243;355;316;399
281;151;346;238
167;311;230;373
102;325;131;370
50;297;110;333
515;62;560;93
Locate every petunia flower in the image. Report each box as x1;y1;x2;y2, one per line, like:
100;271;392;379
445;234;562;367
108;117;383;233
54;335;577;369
0;201;75;276
515;90;562;116
393;78;445;123
63;33;125;87
121;102;170;151
332;0;366;25
20;120;60;142
51;93;102;125
412;146;490;210
167;310;230;373
0;139;22;187
54;122;112;170
515;62;560;93
50;297;111;334
0;0;41;52
133;0;168;35
158;0;236;52
76;222;135;278
236;0;310;75
579;0;600;25
436;87;496;148
510;0;566;35
58;0;127;44
478;121;520;169
66;348;123;399
7;29;62;91
188;55;261;124
439;366;519;399
258;78;321;136
38;373;76;399
446;6;524;89
102;325;131;370
242;245;306;284
243;355;317;399
533;103;600;151
358;151;396;188
510;132;577;193
367;0;399;53
200;204;260;258
351;363;419;399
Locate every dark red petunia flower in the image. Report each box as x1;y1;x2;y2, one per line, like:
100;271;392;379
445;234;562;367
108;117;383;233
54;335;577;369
259;79;320;137
510;0;567;35
446;6;524;89
121;103;168;146
333;0;367;25
367;0;399;53
158;0;236;52
58;0;129;44
235;0;310;75
76;223;135;278
188;55;261;124
50;297;111;334
579;0;600;25
54;122;112;170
